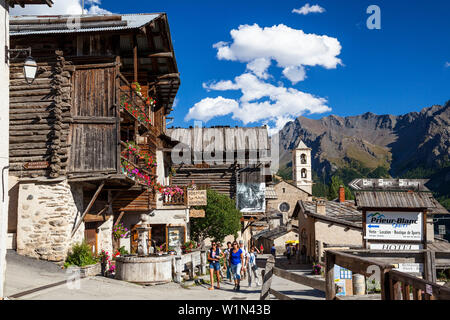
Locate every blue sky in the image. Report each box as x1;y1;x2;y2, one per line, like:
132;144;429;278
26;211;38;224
12;0;450;132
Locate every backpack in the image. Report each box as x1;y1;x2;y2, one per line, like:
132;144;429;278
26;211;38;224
208;247;220;262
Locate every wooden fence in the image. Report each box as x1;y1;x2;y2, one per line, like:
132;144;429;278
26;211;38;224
173;250;207;283
260;255;326;300
325;250;450;300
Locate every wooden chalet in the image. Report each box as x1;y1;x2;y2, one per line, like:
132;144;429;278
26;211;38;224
166;126;273;244
8;14;186;260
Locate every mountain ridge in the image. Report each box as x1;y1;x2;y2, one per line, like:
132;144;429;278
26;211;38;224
277;101;450;207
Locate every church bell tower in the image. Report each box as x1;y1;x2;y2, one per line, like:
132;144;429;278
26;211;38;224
292;140;312;195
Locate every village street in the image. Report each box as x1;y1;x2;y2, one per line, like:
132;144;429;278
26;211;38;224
5;251;324;300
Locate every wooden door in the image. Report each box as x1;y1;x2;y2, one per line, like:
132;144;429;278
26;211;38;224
68;63;119;174
84;222;98;255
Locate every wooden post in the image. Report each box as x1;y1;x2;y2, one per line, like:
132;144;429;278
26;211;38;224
260;255;275;300
174;256;182;283
71;181;105;238
325;250;336;300
200;250;207;275
424;250;436;283
380;268;391;300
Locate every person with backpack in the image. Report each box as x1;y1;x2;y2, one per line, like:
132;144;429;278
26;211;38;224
229;241;244;291
224;241;232;282
247;246;261;286
207;241;224;290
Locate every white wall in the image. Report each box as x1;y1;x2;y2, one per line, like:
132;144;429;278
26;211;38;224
0;0;9;299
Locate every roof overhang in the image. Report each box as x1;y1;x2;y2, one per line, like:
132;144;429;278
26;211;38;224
9;0;53;7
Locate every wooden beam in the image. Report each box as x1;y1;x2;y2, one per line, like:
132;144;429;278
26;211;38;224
71;181;105;238
259;255;275;300
114;211;125;227
325;250;336;300
133;33;138;82
273;267;325;291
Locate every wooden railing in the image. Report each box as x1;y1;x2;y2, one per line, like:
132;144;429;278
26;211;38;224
389;270;450;300
120;140;155;187
161;186;187;206
260;255;326;300
325;250;450;300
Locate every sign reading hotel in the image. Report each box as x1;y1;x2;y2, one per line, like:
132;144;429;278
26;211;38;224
187;190;207;206
365;211;422;241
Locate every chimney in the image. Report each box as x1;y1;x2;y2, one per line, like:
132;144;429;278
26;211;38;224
339;185;345;203
316;199;326;215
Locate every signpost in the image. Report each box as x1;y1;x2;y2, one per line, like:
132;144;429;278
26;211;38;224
23;161;49;170
349;178;429;191
189;209;205;218
365;211;423;241
187;190;207;207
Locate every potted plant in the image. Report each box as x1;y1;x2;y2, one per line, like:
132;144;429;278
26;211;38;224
182;240;197;254
312;263;322;275
98;250;110;276
113;222;130;241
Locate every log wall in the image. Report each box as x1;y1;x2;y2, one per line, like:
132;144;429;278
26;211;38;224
9;51;73;178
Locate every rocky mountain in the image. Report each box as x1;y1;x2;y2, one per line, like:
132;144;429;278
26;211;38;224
277;101;450;205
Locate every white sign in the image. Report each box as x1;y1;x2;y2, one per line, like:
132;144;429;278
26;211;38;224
365;211;422;241
395;263;424;274
369;243;423;251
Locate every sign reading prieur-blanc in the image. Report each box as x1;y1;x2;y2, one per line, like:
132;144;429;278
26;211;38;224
365;211;422;241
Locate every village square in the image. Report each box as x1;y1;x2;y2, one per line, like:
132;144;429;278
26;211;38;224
0;0;449;305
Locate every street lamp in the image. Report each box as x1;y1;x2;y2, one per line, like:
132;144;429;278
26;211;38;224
5;47;37;84
23;56;38;84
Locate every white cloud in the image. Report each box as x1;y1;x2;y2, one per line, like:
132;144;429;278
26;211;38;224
87;5;112;15
292;3;326;15
10;0;111;15
196;73;331;131
445;62;450;68
246;58;271;79
213;23;341;84
184;97;239;122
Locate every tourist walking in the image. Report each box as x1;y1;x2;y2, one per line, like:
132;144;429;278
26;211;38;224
286;243;292;264
270;243;276;256
239;240;249;280
247;246;260;286
207;241;223;290
224;241;232;282
229;241;244;291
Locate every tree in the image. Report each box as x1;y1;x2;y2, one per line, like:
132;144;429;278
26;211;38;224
190;189;242;244
327;175;354;200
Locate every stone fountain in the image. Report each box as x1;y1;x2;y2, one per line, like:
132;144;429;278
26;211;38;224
115;214;173;284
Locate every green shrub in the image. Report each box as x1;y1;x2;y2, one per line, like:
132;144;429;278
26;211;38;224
65;241;98;267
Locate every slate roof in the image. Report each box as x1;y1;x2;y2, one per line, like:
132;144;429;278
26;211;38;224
253;226;297;241
10;14;161;36
265;185;278;200
354;191;448;214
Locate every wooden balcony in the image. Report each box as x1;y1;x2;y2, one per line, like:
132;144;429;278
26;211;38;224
118;74;153;131
161;186;187;206
120;140;156;188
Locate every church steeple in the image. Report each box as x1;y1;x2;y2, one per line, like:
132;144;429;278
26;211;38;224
292;140;312;195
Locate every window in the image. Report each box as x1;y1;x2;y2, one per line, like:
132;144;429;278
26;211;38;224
279;202;290;212
282;188;286;193
301;153;307;164
301;169;307;178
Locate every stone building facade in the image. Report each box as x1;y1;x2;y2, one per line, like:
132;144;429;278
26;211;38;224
266;180;311;226
15;179;85;261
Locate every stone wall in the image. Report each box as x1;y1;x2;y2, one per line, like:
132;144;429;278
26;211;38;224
16;179;84;261
97;216;113;256
267;181;310;223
